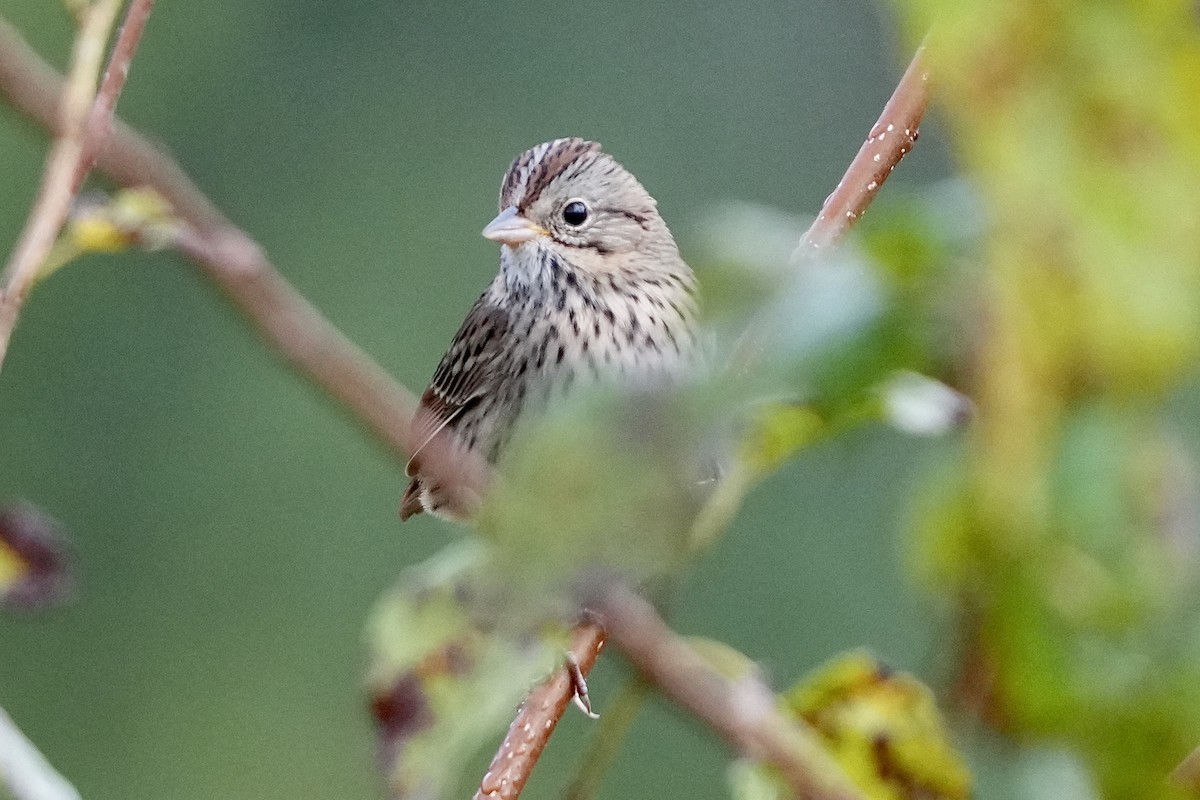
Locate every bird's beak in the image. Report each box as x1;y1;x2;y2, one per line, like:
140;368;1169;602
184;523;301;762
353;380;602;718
481;206;545;246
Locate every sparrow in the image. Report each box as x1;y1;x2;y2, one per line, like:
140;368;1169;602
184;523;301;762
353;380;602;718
401;138;699;520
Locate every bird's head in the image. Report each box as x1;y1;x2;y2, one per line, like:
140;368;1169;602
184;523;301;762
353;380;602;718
483;138;679;276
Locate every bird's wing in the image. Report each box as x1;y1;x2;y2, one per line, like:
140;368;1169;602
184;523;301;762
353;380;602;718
404;296;511;479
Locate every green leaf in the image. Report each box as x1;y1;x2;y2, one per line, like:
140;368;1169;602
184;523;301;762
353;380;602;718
727;758;790;800
738;402;826;477
479;387;716;606
367;541;561;799
783;651;973;800
730;652;972;800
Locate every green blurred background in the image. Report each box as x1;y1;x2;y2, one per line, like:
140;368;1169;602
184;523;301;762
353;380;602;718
0;2;984;798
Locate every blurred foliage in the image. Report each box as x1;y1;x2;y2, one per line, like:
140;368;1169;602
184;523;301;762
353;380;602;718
730;651;971;800
891;0;1200;798
37;187;178;284
366;541;561;798
0;502;72;611
785;652;972;800
2;4;940;797
480;388;714;594
368;198;969;794
366;187;971;795
450;0;1200;794
7;0;1200;798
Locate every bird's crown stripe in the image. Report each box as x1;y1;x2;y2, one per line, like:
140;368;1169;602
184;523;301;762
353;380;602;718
499;138;601;211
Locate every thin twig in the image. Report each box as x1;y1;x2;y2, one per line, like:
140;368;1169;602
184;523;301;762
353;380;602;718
170;226;421;458
593;584;867;800
72;0;156;193
793;36;931;259
0;16;227;235
0;704;81;800
563;676;651;800
473;623;605;800
472;38;934;800
0;14;929;796
0;15;424;463
173;225;497;504
1173;744;1200;792
0;0;125;373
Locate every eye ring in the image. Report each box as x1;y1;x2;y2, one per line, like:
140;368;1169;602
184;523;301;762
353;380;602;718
561;199;590;227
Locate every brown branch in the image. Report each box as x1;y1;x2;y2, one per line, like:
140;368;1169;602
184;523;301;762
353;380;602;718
593;584;866;800
72;0;156;193
474;623;605;800
472;37;934;800
0;0;126;373
0;15;425;463
171;225;421;459
1174;744;1200;792
0;17;227;235
0;13;929;795
794;36;931;259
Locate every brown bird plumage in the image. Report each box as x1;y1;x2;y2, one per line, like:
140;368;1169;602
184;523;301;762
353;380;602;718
401;138;699;520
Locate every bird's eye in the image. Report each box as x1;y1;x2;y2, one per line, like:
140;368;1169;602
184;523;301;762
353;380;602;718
561;200;590;227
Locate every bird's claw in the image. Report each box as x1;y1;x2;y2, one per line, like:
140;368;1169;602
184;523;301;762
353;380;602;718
566;652;599;719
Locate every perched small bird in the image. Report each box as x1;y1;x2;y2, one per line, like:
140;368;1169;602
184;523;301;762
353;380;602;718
401;138;699;520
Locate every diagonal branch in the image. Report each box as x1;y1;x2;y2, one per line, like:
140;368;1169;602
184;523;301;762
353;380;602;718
473;623;605;800
172;224;421;460
1;14;932;798
794;35;930;259
0;15;421;460
72;0;156;194
0;16;226;235
0;0;127;373
472;38;934;800
593;583;866;800
0;704;81;800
